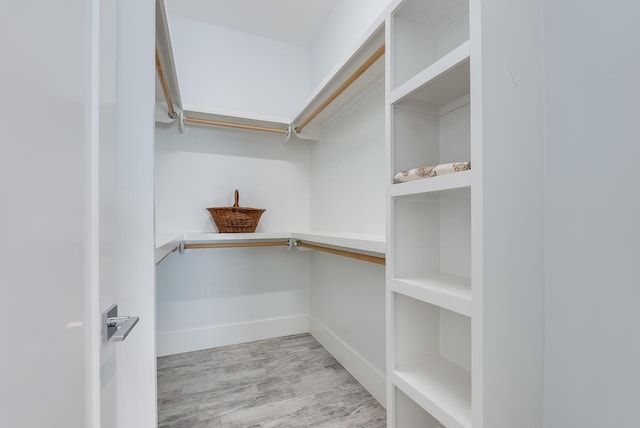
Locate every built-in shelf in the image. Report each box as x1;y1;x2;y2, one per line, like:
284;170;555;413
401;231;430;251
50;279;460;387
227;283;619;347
181;107;291;129
155;234;182;265
391;0;469;90
392;358;471;428
292;232;385;256
389;170;472;197
390;274;471;317
391;41;470;107
180;108;291;137
290;21;385;140
155;232;386;264
183;232;291;244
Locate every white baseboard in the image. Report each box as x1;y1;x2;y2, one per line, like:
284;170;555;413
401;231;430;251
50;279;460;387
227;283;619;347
157;314;309;357
309;317;387;408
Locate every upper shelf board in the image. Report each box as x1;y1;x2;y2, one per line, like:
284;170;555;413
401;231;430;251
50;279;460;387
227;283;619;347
181;108;291;135
391;41;470;109
290;22;386;140
183;232;292;244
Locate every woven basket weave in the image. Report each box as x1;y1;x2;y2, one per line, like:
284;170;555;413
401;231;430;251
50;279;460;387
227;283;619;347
207;190;265;233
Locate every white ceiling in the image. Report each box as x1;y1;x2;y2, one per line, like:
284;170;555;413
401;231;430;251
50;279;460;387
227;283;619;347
165;0;340;46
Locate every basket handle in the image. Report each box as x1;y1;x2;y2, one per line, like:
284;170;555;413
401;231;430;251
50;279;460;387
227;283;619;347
233;189;239;207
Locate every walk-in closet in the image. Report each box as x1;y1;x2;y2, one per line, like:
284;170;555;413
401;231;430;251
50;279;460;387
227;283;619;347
154;0;390;425
152;0;506;426
5;0;639;427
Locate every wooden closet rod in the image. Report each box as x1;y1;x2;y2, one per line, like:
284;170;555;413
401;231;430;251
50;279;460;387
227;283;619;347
295;241;385;265
155;46;178;119
184;116;289;135
184;241;290;250
295;44;385;134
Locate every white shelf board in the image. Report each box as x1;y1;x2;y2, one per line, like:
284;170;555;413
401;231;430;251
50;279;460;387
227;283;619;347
392;358;471;428
290;21;386;139
390;274;471;317
183;232;291;244
155;234;182;265
169;231;385;258
389;170;472;197
391;41;470;109
182;107;290;132
291;232;386;255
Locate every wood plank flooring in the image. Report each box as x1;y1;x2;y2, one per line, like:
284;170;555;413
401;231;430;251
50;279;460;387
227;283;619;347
157;333;387;427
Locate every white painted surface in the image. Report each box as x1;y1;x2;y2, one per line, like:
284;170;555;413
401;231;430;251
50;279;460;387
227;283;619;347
155;234;182;265
476;0;545;426
304;77;387;408
292;232;385;255
155;124;312;356
390;42;470;106
97;0;118;426
169;15;310;120
391;0;469;89
543;1;640;427
1;1;155;426
155;124;310;234
291;24;385;139
184;232;292;243
309;80;386;235
309;0;393;88
392;294;471;428
309;252;387;404
115;0;157;426
181;231;384;253
393;188;471;280
158;314;309;357
156;245;310;356
165;0;339;47
0;1;93;425
311;316;386;406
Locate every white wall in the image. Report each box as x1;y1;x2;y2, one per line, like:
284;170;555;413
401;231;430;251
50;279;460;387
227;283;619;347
169;15;310;121
155;124;310;234
543;1;640;426
309;0;392;89
156;244;311;356
307;81;387;405
155;124;312;355
309;80;386;235
309;252;386;405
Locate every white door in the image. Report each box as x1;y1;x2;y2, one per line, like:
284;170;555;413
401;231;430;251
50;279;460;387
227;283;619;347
0;0;156;427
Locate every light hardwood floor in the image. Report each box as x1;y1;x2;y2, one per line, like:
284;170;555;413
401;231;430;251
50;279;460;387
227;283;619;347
157;333;386;427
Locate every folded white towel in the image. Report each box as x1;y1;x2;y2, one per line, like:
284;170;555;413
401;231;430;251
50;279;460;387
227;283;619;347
394;162;471;183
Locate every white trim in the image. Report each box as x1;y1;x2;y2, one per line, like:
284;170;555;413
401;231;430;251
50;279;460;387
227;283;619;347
310;317;387;408
87;0;101;425
157;314;309;357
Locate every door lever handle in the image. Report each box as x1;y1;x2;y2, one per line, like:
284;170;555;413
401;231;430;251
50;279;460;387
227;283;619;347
102;304;139;342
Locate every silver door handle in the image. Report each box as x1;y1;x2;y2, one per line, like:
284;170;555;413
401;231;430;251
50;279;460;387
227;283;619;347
102;304;139;342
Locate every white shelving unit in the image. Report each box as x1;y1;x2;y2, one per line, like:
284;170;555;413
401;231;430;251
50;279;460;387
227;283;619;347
155;232;386;265
386;0;474;426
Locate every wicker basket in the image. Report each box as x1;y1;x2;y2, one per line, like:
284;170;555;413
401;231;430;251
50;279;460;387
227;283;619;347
206;190;266;233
